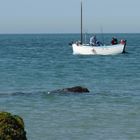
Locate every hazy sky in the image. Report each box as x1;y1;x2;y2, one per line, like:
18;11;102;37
0;0;140;33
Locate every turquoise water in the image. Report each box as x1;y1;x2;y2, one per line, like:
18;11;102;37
0;34;140;140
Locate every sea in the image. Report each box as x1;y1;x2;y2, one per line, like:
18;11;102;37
0;33;140;140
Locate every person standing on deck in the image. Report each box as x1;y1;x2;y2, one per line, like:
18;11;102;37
90;35;97;46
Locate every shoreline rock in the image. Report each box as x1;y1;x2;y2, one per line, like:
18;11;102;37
0;112;27;140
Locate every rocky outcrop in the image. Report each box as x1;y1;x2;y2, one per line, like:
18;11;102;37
0;112;27;140
48;86;89;94
64;86;89;93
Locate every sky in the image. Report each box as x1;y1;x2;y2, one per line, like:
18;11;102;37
0;0;140;33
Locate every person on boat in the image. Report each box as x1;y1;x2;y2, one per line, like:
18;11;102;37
90;35;97;46
96;40;103;46
111;37;118;45
90;35;102;46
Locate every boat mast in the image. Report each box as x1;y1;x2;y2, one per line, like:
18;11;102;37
81;1;83;44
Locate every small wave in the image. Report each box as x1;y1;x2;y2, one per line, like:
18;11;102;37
0;91;48;97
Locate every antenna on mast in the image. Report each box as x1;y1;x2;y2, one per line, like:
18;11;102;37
80;1;83;44
100;26;105;45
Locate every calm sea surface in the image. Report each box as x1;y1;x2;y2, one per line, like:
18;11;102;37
0;34;140;140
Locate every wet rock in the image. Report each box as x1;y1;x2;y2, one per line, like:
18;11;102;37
0;112;27;140
48;86;89;94
65;86;89;93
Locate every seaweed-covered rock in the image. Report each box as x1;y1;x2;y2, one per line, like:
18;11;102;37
0;112;27;140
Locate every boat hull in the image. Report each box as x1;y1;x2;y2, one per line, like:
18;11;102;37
72;43;125;55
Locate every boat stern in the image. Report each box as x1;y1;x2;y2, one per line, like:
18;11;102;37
120;40;127;53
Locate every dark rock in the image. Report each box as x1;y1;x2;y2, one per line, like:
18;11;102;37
48;86;89;94
0;112;27;140
65;86;89;93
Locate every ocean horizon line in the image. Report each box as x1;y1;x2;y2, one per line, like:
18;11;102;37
0;32;140;35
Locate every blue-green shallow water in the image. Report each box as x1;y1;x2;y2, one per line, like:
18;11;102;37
0;34;140;140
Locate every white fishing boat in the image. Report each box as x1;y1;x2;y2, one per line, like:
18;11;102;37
70;1;126;55
72;41;126;55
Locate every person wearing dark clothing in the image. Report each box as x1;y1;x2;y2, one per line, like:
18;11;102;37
111;37;118;45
